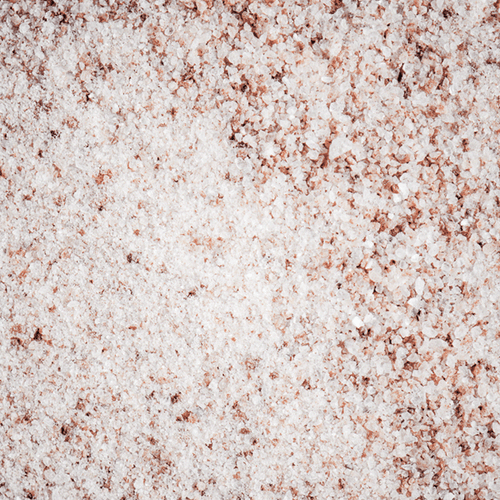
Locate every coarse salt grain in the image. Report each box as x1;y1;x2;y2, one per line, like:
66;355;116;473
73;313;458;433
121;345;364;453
352;317;364;329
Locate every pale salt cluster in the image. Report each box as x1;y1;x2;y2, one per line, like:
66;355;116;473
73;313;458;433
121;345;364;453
1;0;500;499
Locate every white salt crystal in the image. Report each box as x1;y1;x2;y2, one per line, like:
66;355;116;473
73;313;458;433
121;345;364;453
398;182;409;198
330;40;342;58
415;277;425;295
19;22;30;34
329;135;353;159
352;317;364;328
395;247;406;259
363;313;375;324
422;325;437;339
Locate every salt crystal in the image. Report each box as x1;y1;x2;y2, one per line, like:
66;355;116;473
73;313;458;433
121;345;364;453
352;317;364;328
422;325;437;339
483;243;495;255
415;277;425;295
398;182;409;198
329;135;353;159
19;22;30;34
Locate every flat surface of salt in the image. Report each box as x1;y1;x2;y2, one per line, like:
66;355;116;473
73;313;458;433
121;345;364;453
1;1;500;499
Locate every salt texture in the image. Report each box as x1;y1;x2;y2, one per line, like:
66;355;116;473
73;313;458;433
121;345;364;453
1;0;500;499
